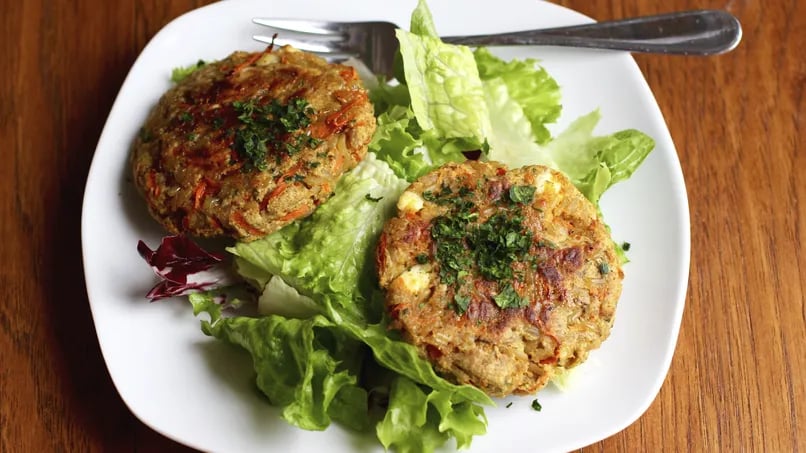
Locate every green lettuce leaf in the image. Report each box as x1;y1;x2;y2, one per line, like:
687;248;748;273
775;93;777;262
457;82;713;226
341;321;492;406
376;376;487;453
170;59;206;83
487;109;654;202
189;292;370;432
395;29;490;144
258;276;320;319
368;106;432;181
369;81;411;114
409;0;440;38
224;148;491;449
483;77;552;169
229;154;408;322
474;47;561;144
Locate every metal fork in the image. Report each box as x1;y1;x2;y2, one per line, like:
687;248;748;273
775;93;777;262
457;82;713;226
253;10;741;78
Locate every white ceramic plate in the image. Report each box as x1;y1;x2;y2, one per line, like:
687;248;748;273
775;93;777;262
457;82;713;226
81;0;690;452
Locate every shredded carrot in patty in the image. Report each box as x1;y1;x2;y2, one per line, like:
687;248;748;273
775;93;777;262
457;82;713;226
146;169;160;197
325;92;366;130
338;67;358;83
260;159;308;210
231;211;265;237
278;205;309;223
232;46;273;73
261;183;288;210
332;153;344;175
193;180;207;210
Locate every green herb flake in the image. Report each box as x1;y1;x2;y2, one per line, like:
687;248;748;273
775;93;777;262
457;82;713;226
531;399;542;412
365;193;383;202
428;182;537;306
536;239;558;249
622;242;631;251
212;117;225;130
422;190;438;202
186;132;198;141
492;284;527;310
415;253;429;264
469;213;532;282
506;402;513;409
509;185;537;204
598;262;610;275
453;294;471;315
231;97;319;171
284;174;306;183
138;128;153;143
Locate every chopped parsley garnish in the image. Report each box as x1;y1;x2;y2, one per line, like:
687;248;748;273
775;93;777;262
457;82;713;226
138;128;153;142
212;117;225;130
415;253;429;264
531;399;542;411
365;193;383;202
179;112;193;123
492;283;528;309
283;174;306;183
422;185;475;211
598;262;610;275
508;185;536;204
231;97;321;171
469;213;532;282
536;239;557;249
428;182;535;314
453;294;471;314
622;241;631;251
505;402;513;409
431;215;473;286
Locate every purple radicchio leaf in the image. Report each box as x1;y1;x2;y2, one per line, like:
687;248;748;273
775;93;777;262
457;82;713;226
137;235;237;301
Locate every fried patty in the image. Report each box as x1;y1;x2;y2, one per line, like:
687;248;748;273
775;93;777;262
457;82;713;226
376;161;623;397
131;46;375;241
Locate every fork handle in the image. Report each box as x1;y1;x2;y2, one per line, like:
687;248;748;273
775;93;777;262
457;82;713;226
442;10;741;55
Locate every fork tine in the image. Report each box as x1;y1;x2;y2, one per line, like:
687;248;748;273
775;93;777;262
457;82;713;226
252;18;346;35
253;35;357;55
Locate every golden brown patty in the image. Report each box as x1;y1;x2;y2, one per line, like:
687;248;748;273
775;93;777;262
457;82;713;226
131;46;375;241
376;161;623;397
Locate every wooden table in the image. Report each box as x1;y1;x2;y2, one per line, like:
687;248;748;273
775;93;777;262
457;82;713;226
1;0;803;451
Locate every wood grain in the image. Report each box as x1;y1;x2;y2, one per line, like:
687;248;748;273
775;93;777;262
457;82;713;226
0;0;803;452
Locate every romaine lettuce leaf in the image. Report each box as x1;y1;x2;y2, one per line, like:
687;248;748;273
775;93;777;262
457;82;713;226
223;148;491;449
170;59;206;83
409;0;440;38
483;77;553;169
189;292;370;432
258;275;320;319
368;106;432;181
369;81;411;114
475;48;561;144
229;154;408;322
342;321;493;406
486;109;654;202
395;29;490;145
376;376;487;453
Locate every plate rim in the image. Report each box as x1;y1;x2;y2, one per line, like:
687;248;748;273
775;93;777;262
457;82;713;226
81;0;691;451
